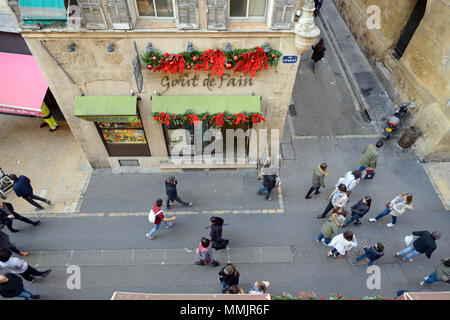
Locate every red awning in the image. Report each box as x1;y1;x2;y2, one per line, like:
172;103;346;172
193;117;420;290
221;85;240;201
0;52;47;117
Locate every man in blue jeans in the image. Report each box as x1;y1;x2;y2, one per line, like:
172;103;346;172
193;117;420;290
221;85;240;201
353;243;384;266
420;257;450;286
396;231;441;262
258;173;277;201
146;199;176;240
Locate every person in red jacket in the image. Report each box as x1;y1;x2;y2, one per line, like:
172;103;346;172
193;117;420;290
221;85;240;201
146;199;176;240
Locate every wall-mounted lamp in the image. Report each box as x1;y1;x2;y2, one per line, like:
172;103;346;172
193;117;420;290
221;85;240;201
294;10;302;21
263;42;271;53
146;42;153;53
68;42;75;52
130;89;134;96
186;42;194;53
224;42;232;53
107;42;115;52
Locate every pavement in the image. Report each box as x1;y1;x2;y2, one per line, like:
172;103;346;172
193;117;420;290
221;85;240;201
1;1;449;300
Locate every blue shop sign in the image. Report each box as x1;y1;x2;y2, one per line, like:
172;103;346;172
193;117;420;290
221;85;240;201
282;55;298;64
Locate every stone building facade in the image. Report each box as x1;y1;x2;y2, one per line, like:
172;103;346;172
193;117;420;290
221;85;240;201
4;0;320;169
334;0;449;162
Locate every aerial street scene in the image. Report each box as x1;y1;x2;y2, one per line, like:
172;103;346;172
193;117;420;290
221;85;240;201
0;0;448;312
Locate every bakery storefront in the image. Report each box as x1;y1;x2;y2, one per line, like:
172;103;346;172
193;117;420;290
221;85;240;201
74;96;151;157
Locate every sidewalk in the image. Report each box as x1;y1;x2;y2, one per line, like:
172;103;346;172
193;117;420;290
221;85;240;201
0;114;91;215
424;163;450;211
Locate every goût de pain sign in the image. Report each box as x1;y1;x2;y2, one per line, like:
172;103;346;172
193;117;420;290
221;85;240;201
142;45;282;93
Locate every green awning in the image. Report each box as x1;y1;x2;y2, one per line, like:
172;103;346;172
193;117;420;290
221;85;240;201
74;96;138;122
19;0;67;25
151;96;261;114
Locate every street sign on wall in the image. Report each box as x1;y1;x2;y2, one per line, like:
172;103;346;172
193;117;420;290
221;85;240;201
281;55;299;64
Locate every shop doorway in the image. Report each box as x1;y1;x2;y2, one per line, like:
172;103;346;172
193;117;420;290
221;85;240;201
393;0;426;60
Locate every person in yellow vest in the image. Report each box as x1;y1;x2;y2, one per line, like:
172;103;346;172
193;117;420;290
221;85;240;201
40;102;58;132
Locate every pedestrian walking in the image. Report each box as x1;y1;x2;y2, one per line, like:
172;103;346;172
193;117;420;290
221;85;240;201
218;264;240;294
311;38;326;73
195;237;219;267
145;199;176;240
210;216;229;250
248;281;270;295
420;257;450;286
0;230;29;257
257;172;278;201
316;209;347;246
8;174;51;211
353;243;384;266
226;285;244;294
396;231;441;262
317;183;348;219
0;273;40;300
342;196;371;227
0;249;51;282
314;0;323;16
0;201;40;232
328;230;358;258
165;176;192;209
359;140;383;179
369;193;413;227
305;163;328;199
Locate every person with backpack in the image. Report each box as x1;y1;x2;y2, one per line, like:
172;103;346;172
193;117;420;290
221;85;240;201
195;238;219;267
145;199;176;240
210;216;229;250
0;249;51;282
218;264;240;294
165;176;192;209
342;196;371;227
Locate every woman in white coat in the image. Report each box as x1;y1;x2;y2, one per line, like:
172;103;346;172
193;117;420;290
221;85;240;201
328;231;358;258
369;193;413;227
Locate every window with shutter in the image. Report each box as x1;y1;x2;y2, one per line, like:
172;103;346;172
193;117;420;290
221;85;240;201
271;0;295;30
206;0;227;30
105;0;132;29
76;0;107;29
176;0;198;30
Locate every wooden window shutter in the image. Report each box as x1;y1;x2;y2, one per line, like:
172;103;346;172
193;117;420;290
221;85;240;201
76;0;107;29
206;0;227;30
105;0;132;30
176;0;199;30
271;0;295;30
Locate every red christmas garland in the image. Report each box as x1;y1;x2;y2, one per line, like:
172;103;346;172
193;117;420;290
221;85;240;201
252;113;266;123
154;53;186;75
194;49;226;78
154;112;171;126
233;47;268;77
232;113;249;125
210;113;225;127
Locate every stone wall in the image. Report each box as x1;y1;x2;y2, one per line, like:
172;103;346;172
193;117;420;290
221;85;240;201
22;32;300;168
334;0;450;162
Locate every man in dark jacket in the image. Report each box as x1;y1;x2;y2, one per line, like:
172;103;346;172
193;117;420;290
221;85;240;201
210;216;229;250
353;243;384;266
396;231;442;262
165;176;192;210
9;174;51;211
0;202;40;232
218;264;240;294
0;273;40;299
257;174;277;201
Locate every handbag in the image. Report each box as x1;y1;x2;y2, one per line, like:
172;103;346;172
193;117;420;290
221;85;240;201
404;235;413;247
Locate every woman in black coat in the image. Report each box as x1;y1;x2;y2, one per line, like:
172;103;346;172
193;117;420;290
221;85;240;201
210;216;229;250
343;196;371;227
311;38;326;73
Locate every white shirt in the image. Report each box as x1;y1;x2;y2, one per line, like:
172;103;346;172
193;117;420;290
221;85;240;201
0;257;28;274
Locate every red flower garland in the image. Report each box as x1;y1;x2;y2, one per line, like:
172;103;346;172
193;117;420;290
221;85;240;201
154;112;171;126
185;114;200;125
252;113;266;123
194;49;226;78
154;54;186;74
233;47;268;77
210;113;225;127
232;113;249;125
